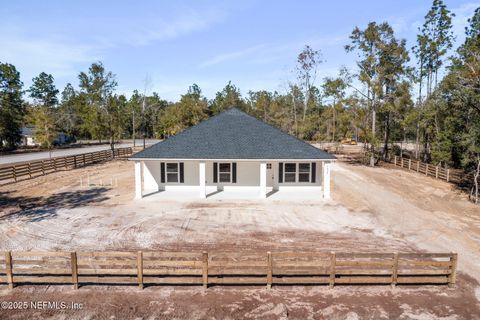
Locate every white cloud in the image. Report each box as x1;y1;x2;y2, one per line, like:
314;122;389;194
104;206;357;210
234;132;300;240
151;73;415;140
198;35;347;69
0;31;99;81
0;4;228;84
199;44;268;68
451;2;479;39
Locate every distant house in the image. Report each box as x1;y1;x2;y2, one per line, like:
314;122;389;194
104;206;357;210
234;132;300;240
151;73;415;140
20;126;68;147
129;108;336;199
20;127;36;146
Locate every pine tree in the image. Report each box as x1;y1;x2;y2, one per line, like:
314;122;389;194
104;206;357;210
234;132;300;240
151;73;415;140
0;62;24;150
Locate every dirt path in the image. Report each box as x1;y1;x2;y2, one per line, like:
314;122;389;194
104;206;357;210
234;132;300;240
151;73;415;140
333;162;480;283
1;159;480;318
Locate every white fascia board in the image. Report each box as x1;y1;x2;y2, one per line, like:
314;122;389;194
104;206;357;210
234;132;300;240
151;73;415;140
128;158;336;162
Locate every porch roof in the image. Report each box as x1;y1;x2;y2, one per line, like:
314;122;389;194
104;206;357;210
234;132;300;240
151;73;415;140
130;108;336;160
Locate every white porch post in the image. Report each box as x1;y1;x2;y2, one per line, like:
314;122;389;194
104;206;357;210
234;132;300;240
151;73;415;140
199;161;206;198
323;161;331;199
260;162;267;198
134;161;143;199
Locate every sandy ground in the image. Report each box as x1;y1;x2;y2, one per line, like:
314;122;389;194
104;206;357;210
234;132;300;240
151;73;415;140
0;157;479;319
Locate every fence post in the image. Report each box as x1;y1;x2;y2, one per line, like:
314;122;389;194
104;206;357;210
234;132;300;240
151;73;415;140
137;251;143;289
408;159;411;171
5;251;13;289
83;154;86;166
448;253;458;288
13;166;17;182
71;251;78;289
53;158;57;171
416;160;420;172
435;166;439;179
74;156;77;169
425;163;429;176
41;160;45;175
447;169;450;182
329;252;336;288
202;251;208;289
28;162;32;178
267;251;272;289
401;157;404;168
391;252;399;288
394;156;397;166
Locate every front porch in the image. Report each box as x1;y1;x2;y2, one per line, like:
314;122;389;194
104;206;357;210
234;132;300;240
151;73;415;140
134;159;332;200
140;186;325;201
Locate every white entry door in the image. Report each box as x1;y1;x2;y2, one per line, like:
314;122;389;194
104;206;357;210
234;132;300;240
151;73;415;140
266;163;274;187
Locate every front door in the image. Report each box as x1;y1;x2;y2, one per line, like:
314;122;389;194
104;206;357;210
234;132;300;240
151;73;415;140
266;163;274;187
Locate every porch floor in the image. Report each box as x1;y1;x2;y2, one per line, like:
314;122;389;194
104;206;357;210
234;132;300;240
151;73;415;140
141;187;324;201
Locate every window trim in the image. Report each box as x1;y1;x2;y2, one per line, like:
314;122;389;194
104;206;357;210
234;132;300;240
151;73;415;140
217;162;232;183
283;162;297;183
282;162;311;183
298;163;311;183
166;162;180;183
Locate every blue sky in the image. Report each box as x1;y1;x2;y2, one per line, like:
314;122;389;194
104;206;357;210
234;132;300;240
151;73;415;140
1;0;478;101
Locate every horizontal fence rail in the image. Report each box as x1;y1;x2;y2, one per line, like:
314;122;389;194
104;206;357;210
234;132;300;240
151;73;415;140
391;155;463;183
0;251;457;289
0;147;132;185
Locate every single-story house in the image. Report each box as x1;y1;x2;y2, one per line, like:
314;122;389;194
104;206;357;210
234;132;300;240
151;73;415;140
20;127;69;146
129;107;336;199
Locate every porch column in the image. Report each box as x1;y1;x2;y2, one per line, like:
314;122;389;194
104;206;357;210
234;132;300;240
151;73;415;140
323;161;331;199
134;161;143;199
199;161;206;198
260;162;267;198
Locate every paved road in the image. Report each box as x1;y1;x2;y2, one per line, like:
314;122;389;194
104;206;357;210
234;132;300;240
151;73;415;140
0;139;160;165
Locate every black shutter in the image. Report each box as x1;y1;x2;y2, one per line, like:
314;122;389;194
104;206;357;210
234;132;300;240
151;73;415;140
232;163;237;183
213;162;218;183
311;162;316;183
160;162;165;183
278;162;283;183
179;162;184;183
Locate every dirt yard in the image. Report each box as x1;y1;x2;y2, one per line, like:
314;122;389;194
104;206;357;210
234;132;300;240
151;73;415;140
0;157;479;319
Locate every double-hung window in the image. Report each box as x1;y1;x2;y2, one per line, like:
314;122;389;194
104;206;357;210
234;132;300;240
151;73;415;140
166;163;179;183
284;163;296;182
218;163;231;183
298;163;311;182
283;163;311;183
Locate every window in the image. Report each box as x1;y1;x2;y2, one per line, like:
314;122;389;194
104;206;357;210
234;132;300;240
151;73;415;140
284;163;296;182
166;163;179;183
266;163;272;169
298;163;311;182
219;163;231;183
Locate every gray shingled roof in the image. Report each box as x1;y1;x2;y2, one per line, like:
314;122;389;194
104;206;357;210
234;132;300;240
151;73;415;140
131;108;336;160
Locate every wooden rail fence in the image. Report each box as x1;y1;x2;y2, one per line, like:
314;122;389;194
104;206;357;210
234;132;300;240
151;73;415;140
392;155;463;183
0;147;133;185
0;251;457;289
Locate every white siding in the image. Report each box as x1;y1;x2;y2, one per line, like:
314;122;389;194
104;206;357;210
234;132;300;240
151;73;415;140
141;160;326;192
143;161;160;192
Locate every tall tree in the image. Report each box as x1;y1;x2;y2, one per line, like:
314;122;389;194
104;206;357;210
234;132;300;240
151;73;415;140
156;84;208;137
322;77;347;142
58;83;80;138
78;62;118;150
346;22;410;164
210;81;244;114
0;62;24;150
413;0;455;161
296;45;323;122
28;72;59;150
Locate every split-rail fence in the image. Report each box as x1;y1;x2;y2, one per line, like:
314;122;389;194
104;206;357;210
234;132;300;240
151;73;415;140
391;155;463;183
0;147;133;185
0;251;457;289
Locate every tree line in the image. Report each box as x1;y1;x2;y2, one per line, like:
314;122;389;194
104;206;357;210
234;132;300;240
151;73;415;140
0;1;478;201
